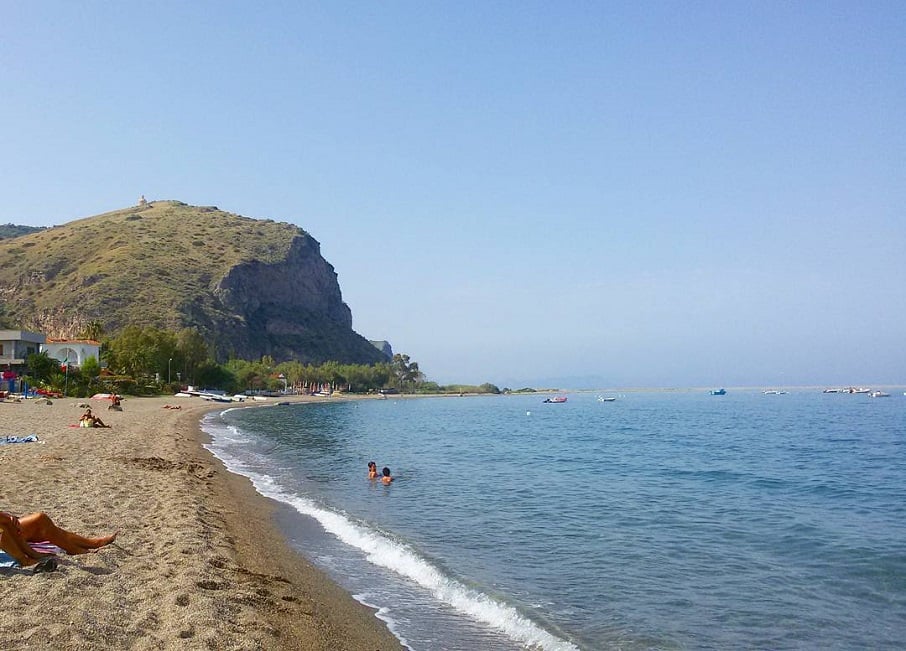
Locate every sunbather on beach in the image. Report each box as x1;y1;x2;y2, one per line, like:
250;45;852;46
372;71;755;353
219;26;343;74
0;511;117;567
79;409;110;428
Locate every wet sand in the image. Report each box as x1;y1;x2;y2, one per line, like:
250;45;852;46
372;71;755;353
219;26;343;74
0;394;404;650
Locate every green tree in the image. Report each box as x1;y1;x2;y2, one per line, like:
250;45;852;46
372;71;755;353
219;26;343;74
106;326;176;383
276;360;305;391
194;361;236;392
320;360;343;391
105;326;154;379
176;327;208;385
371;362;392;390
79;355;101;380
391;354;422;392
25;351;59;383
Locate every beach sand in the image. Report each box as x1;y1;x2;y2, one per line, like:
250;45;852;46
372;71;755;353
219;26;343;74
0;394;404;650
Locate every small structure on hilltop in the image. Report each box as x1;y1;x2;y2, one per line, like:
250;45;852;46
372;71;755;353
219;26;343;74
137;194;147;206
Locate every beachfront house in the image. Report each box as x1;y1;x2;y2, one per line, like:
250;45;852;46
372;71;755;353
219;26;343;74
0;330;46;369
41;338;101;369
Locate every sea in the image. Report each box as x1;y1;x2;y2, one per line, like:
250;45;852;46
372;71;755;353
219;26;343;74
201;389;906;650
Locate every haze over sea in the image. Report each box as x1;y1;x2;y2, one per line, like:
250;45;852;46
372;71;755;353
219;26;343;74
203;389;906;650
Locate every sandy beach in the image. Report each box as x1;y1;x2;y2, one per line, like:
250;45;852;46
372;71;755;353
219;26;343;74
0;394;404;650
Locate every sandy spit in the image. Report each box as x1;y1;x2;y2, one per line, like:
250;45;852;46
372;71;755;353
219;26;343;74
0;394;404;650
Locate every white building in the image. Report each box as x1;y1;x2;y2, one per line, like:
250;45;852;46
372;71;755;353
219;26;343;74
41;339;101;368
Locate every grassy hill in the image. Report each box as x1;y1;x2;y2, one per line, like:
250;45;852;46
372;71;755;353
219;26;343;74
0;200;384;365
0;201;297;333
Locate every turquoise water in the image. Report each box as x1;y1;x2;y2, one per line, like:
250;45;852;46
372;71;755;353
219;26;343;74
202;390;906;650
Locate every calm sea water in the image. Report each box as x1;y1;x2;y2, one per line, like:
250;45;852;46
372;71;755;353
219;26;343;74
201;389;906;650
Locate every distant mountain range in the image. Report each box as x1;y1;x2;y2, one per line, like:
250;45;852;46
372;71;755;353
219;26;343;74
0;200;387;365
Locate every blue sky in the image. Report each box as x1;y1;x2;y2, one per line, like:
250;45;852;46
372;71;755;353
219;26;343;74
2;2;904;388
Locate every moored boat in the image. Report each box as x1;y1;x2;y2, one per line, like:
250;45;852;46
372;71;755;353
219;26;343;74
543;396;568;403
869;391;890;398
710;389;726;395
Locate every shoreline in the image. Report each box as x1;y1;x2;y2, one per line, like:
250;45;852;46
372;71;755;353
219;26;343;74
0;394;404;649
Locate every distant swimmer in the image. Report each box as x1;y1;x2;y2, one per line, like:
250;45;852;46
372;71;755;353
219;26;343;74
381;467;394;485
368;461;379;479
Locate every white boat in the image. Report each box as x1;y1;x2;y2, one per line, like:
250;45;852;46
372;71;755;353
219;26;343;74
201;393;233;403
763;390;787;395
869;391;890;398
596;395;616;402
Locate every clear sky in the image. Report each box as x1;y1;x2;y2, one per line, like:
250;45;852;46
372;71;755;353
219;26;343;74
2;2;904;388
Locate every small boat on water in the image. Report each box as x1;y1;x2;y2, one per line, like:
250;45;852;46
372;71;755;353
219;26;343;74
710;389;726;396
596;395;617;402
763;390;788;395
543;396;568;403
869;391;890;398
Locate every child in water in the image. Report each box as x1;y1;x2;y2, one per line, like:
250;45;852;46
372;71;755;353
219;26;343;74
381;467;393;484
368;461;378;479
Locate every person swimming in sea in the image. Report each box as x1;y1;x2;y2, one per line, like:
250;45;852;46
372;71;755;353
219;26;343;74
381;467;393;484
368;461;379;479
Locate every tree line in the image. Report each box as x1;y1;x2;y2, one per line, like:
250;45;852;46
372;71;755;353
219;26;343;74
22;325;500;398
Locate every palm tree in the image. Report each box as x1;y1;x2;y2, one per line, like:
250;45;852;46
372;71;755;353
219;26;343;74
79;320;104;341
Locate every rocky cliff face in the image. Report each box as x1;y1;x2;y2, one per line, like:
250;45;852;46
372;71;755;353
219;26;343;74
206;233;384;363
0;201;388;365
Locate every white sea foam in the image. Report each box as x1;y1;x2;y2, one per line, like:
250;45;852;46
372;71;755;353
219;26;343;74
201;411;579;651
354;594;414;651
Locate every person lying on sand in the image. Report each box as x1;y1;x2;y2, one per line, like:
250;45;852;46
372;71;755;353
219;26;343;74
0;511;118;567
162;405;182;410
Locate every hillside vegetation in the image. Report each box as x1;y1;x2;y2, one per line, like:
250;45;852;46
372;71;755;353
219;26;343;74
0;201;297;334
0;224;45;239
0;200;384;365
